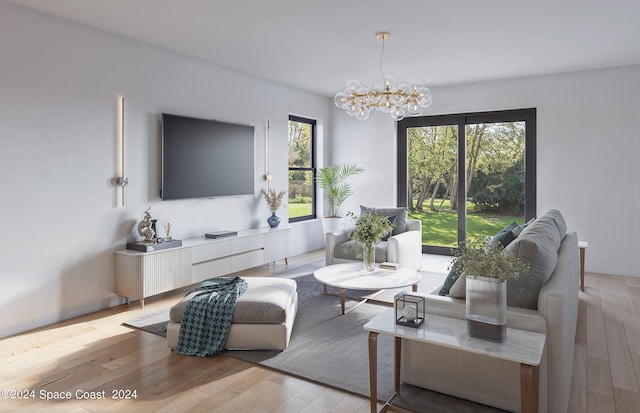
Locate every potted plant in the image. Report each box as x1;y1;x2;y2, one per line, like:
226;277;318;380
261;188;286;228
316;162;364;233
347;211;395;271
450;241;529;342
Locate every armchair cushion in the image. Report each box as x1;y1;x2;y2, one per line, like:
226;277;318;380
361;206;407;235
334;240;388;263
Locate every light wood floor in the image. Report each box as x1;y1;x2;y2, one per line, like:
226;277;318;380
0;251;638;413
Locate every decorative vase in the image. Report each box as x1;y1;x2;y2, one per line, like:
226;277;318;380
267;212;281;228
466;276;507;342
363;243;375;272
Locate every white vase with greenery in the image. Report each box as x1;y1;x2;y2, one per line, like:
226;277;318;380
451;241;529;342
316;162;364;234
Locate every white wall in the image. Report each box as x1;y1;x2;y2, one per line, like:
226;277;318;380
332;66;640;277
0;3;327;338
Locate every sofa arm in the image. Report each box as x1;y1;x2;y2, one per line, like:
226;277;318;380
387;219;422;270
325;230;350;266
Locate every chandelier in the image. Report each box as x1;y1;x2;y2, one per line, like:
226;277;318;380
334;32;432;121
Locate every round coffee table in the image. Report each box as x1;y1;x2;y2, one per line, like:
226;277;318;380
313;263;422;315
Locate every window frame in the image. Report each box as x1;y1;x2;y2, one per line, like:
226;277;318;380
397;108;537;254
288;115;317;223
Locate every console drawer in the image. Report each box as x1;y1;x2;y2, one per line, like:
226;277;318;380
230;249;264;272
192;257;230;282
191;242;230;264
230;234;263;254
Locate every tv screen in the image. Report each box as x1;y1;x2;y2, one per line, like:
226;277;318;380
161;113;255;200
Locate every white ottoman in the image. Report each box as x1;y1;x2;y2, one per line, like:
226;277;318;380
167;277;298;351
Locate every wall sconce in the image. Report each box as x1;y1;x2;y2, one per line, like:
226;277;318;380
116;96;129;206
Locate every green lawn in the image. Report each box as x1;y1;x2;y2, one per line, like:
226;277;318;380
409;199;524;246
288;202;312;218
286;198;521;247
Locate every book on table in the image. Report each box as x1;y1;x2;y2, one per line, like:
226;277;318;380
379;262;399;270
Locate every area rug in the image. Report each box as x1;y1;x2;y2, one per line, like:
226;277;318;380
124;261;503;411
123;309;169;337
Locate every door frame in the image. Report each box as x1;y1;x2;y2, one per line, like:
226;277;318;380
397;108;536;255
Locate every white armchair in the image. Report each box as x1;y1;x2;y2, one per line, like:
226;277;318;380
325;219;422;270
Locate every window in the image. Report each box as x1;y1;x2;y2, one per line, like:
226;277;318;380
288;115;316;222
397;108;536;254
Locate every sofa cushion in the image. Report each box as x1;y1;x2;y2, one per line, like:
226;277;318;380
505;214;561;309
334;239;388;262
448;274;466;298
542;209;567;239
361;206;407;235
170;277;297;324
442;221;518;296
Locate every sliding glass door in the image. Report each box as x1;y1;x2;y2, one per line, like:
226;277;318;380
397;109;536;254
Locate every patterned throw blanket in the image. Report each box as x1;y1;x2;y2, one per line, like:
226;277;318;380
176;276;248;357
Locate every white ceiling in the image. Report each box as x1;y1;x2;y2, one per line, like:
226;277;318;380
10;0;640;97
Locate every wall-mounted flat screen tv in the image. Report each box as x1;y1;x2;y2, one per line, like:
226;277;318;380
161;113;255;200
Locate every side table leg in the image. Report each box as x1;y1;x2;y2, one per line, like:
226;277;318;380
520;363;539;413
394;336;401;393
579;247;585;291
368;331;379;413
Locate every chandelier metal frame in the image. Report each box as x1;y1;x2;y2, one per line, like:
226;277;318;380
334;32;432;121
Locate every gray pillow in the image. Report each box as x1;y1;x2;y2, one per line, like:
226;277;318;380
361;206;407;236
505;215;561;309
540;209;567;239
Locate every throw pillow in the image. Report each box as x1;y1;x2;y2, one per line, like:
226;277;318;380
488;221;519;248
361;206;408;235
381;215;398;241
438;258;461;296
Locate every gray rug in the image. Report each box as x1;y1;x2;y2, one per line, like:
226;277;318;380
226;262;504;412
124;309;169;336
124;261;503;411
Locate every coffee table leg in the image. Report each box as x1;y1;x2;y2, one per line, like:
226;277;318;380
412;283;418;293
368;331;379;413
340;288;346;315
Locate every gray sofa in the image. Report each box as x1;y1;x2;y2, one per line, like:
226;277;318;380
401;209;579;412
325;206;423;271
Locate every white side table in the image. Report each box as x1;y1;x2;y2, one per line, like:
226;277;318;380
364;309;546;413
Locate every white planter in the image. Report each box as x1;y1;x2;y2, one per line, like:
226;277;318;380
466;276;507;342
321;217;344;234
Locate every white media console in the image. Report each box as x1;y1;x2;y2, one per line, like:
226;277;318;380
115;226;291;307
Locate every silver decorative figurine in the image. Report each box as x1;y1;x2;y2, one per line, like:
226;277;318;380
137;207;155;243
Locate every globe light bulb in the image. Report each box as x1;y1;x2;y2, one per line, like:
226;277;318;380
334;92;348;109
391;107;405;121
